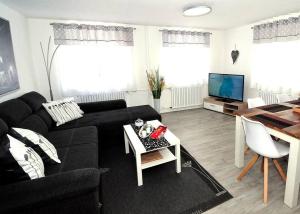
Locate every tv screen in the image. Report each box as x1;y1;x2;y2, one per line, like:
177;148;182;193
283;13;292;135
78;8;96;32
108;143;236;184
208;73;244;101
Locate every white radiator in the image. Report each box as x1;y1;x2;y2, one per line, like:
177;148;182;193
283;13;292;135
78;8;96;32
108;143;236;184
74;91;126;103
258;90;278;105
171;86;202;109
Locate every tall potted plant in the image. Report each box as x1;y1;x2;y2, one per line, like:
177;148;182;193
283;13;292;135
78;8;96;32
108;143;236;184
146;69;165;112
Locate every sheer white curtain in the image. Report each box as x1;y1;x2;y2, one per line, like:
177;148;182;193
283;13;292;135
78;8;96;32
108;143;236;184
53;44;134;96
251;40;300;93
160;45;210;87
160;30;211;87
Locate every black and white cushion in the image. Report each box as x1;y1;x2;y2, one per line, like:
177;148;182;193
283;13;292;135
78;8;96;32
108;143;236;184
42;97;83;126
10;128;61;164
0;135;44;184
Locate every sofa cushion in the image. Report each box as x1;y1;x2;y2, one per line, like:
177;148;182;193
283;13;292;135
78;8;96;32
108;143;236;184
50;106;161;149
19;91;47;112
46;126;98;148
127;105;162;122
45;126;98;175
46;143;98;175
0;118;8;137
17;115;49;135
0;99;32;127
51;108;133;131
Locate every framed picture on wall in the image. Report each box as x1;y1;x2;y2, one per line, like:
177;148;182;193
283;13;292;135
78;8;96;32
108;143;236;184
0;17;19;95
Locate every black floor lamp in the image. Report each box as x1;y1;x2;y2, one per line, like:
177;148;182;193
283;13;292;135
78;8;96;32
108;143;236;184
40;36;60;101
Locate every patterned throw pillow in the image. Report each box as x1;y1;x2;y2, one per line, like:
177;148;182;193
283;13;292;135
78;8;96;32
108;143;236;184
42;97;83;126
0;135;44;184
10;128;61;164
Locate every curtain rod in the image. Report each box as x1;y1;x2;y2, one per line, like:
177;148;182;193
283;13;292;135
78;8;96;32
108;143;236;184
50;23;136;30
159;29;212;34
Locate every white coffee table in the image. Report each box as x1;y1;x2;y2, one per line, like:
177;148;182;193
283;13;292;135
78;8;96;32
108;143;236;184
123;120;181;186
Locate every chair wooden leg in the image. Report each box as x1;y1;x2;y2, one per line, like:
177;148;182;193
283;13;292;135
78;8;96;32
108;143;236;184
244;146;250;155
237;154;259;181
273;159;287;182
263;157;269;204
261;158;264;173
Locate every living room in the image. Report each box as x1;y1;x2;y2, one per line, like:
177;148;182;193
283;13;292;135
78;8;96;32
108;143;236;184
0;0;300;214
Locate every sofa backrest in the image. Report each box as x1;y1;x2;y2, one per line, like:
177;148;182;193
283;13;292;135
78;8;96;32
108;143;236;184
19;91;55;128
0;99;32;127
19;91;47;112
0;92;54;135
0;118;8;138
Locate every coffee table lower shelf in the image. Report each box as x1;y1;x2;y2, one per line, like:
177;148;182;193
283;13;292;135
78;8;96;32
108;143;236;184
141;148;176;169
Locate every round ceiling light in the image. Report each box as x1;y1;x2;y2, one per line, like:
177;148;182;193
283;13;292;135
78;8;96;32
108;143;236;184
183;5;212;17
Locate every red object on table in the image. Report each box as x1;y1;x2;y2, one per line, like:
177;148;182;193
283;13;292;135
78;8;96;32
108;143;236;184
150;125;167;139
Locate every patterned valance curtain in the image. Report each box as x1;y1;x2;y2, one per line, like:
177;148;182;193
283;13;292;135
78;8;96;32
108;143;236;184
253;16;300;43
161;30;211;47
51;23;134;46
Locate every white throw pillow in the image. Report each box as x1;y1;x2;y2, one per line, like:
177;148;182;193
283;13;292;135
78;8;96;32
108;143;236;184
43;97;83;126
12;128;61;164
8;135;45;180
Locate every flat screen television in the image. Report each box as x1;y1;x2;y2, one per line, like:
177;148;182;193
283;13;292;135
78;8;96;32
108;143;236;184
208;73;244;102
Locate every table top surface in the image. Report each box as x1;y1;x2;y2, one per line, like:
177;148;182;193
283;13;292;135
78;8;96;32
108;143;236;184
123;120;180;154
236;100;300;139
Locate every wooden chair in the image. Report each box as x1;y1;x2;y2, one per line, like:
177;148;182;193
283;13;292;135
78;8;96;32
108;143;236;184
237;116;289;204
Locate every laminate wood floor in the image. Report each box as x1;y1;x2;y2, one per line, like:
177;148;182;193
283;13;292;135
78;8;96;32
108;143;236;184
162;108;300;214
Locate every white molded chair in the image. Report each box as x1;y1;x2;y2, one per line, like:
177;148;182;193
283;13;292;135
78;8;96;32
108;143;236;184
276;94;295;103
247;97;266;109
245;97;266;155
237;116;289;204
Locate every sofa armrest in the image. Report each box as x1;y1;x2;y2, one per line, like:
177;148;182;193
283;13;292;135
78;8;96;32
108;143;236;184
79;99;127;113
0;168;100;213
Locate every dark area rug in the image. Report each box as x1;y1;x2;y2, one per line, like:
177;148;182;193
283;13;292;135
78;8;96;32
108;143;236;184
100;145;232;214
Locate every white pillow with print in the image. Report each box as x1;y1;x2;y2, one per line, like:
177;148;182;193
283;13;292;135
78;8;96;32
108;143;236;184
43;97;83;126
12;128;61;164
8;135;45;180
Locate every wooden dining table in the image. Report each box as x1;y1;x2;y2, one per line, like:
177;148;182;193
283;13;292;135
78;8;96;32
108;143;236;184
235;100;300;208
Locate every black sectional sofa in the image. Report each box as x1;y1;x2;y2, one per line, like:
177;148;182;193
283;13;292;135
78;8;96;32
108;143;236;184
0;91;161;214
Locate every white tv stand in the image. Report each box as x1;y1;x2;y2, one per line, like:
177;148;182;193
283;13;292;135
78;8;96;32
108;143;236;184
203;97;248;116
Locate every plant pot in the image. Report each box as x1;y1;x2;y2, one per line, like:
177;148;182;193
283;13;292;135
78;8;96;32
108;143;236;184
153;98;160;113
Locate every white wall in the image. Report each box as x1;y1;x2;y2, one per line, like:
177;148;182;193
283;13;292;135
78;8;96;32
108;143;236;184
27;18;225;112
0;4;294;106
223;25;260;100
0;3;37;102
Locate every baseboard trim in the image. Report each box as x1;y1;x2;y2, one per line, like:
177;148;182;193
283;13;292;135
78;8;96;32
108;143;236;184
160;105;203;113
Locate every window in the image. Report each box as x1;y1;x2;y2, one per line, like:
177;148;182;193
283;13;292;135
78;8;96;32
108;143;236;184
160;44;210;87
251;40;300;93
51;23;135;97
53;44;134;96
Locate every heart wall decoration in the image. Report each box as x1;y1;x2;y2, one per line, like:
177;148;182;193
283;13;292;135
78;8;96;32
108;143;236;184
231;45;239;64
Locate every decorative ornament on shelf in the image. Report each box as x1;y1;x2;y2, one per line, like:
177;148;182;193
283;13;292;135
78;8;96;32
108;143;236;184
146;68;165;113
231;44;239;64
40;36;60;101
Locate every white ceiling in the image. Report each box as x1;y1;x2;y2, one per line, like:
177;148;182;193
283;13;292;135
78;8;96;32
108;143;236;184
1;0;300;29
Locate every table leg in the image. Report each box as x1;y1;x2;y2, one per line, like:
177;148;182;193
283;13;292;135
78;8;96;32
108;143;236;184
136;153;143;186
124;131;129;154
175;143;181;173
284;139;300;208
235;116;245;168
